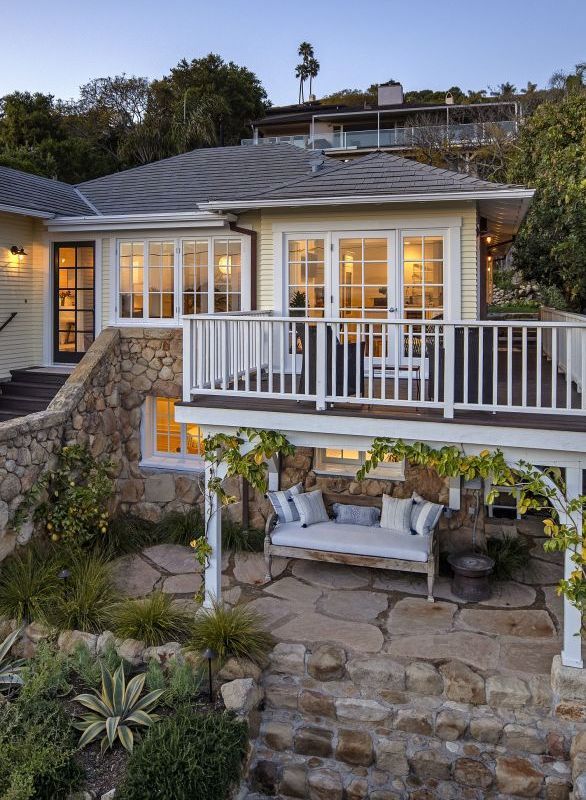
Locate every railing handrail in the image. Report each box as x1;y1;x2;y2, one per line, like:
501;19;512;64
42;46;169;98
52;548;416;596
182;313;586;329
541;306;586;323
0;312;17;334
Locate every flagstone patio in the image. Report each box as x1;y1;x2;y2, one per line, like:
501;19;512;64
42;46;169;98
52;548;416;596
109;515;577;679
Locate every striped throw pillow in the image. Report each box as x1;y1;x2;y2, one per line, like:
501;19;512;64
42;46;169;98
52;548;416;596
411;492;443;536
380;495;413;534
292;489;329;527
267;482;302;524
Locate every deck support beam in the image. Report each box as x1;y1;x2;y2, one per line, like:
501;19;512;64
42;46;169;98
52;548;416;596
203;455;223;608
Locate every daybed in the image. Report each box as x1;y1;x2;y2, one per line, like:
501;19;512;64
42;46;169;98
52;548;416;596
264;495;440;602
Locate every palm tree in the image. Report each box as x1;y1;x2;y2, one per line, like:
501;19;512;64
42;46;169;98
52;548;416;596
307;57;320;98
295;42;315;104
497;82;517;98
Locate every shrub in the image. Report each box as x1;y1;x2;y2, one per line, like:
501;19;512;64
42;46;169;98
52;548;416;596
0;545;61;623
74;663;163;753
222;520;264;552
486;533;533;580
18;642;72;704
188;600;273;665
145;658;203;708
109;591;194;646
0;697;83;800
104;514;161;557
46;552;118;632
68;640;126;690
14;444;114;549
117;709;247;800
156;507;204;546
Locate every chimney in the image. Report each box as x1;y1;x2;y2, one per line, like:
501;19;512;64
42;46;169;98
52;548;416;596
309;152;326;173
377;81;404;106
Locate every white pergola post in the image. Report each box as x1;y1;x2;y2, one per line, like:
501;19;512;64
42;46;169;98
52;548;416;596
561;464;584;669
203;457;223;608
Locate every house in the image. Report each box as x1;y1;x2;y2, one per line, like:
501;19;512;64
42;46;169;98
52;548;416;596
244;81;519;157
0;142;584;673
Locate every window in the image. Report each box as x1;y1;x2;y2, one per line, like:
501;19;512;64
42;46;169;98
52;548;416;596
183;240;208;314
119;240;175;320
141;397;204;470
214;240;241;312
403;235;444;320
314;448;405;479
287;238;325;317
339;237;388;320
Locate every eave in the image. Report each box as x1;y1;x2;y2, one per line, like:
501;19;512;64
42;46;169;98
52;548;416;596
45;210;237;232
0;202;54;219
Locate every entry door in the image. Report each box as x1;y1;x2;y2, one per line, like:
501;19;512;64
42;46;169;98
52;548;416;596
53;243;95;363
331;232;398;364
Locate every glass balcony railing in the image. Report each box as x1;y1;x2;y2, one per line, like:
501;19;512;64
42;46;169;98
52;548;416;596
241;120;518;150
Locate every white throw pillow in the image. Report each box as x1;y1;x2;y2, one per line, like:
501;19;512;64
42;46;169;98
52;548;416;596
292;489;329;527
380;494;413;534
411;492;443;536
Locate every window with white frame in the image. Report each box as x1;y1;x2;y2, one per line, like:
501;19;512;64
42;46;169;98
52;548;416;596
119;240;175;320
287;238;325;317
213;239;242;312
314;448;405;479
403;235;444;320
141;397;204;469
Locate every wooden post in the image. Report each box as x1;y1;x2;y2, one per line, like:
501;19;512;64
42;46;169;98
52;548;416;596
443;325;455;419
561;464;584;669
182;317;192;402
316;322;327;411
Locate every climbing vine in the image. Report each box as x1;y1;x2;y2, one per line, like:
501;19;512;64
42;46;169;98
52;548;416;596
358;438;586;619
191;428;294;603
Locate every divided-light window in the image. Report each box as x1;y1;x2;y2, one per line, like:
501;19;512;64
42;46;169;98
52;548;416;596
119;240;175;320
314;448;405;479
141;397;204;470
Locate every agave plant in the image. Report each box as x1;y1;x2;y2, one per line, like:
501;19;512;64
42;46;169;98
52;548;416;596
73;663;164;753
0;627;25;691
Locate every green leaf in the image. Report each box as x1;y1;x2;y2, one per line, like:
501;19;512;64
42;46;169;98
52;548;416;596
106;715;120;747
117;724;134;753
77;720;106;749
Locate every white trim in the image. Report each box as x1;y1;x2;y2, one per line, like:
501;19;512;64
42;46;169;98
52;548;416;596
0;203;54;219
272;217;463;234
201;189;534;212
314;448;405;480
140;396;204;472
94;238;103;337
46;211;235;232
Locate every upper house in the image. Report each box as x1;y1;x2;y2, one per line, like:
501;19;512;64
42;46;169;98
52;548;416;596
244;81;519;157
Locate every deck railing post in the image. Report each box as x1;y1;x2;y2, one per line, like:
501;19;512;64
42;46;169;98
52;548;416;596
443;325;455;418
182;318;192;402
316;322;327;410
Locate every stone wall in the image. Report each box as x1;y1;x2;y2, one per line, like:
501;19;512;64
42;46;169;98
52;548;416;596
247;642;580;800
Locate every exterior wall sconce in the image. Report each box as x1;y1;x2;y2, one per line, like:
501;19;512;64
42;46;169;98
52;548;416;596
10;245;27;258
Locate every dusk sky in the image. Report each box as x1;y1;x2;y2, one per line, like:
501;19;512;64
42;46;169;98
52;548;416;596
1;0;584;105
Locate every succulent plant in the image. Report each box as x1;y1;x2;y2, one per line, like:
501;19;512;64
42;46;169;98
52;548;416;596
73;663;163;753
0;627;25;691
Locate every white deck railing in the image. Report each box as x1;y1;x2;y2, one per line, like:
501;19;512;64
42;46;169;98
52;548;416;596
540;307;586;393
183;314;586;419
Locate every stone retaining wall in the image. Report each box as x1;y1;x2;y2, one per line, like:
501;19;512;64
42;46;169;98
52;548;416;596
247;643;582;800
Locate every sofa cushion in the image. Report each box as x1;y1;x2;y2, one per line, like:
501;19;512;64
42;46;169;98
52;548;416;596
333;503;381;527
292;489;329;527
267;482;302;524
271;520;430;563
380;495;413;534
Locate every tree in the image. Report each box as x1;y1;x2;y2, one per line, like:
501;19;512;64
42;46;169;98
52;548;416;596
295;42;317;104
508;91;586;310
307;57;320;98
295;62;309;104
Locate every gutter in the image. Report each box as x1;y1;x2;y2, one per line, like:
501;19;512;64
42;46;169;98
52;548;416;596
45;210;237;232
230;222;257;309
200;188;535;212
0;203;54;219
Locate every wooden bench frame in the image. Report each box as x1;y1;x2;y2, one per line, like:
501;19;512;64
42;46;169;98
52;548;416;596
264;510;440;602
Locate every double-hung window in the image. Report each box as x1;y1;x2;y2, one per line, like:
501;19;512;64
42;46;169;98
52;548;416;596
314;448;405;479
141;397;204;470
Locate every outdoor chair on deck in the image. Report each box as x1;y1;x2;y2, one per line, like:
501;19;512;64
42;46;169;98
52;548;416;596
297;325;365;400
426;327;495;404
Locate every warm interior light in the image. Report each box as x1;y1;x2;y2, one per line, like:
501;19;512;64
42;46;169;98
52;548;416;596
485;236;493;245
218;254;232;275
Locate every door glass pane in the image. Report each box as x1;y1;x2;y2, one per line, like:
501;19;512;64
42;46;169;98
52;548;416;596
287;238;325;317
119;241;144;319
213;239;242;313
183;240;208;316
403;235;444;319
148;241;174;319
339;237;388;321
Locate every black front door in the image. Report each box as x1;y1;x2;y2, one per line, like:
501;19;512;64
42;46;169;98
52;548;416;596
53;242;95;363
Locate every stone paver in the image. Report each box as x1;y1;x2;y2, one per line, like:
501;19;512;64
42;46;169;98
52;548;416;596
143;544;196;574
292;560;370;589
162;572;201;595
543;586;563;628
264;577;322;607
513;558;562;586
387;632;500;670
273;611;384;653
373;573;462;603
111;554;161;597
530;539;564;564
387;598;457;635
246;596;295;627
478;581;536;609
498;640;561;674
317;590;388;622
234;552;288;585
457;609;556;638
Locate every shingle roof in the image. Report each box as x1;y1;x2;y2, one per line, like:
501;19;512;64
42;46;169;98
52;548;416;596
226;151;524;203
0;166;96;217
77;144;318;215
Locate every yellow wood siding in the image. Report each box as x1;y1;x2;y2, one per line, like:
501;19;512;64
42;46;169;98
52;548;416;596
258;202;478;318
101;237;110;328
0;213;45;378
